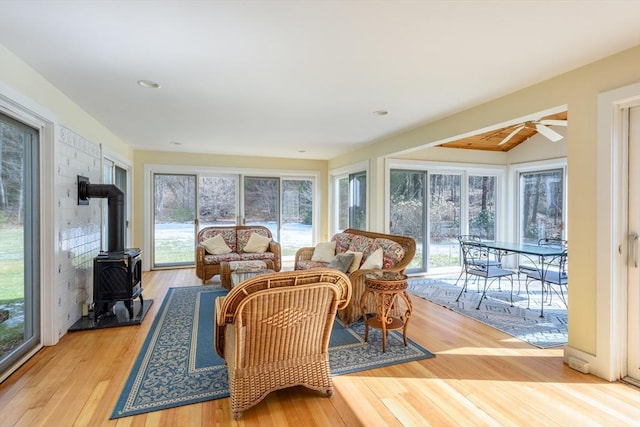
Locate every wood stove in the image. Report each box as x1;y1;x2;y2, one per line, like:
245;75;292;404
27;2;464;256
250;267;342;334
78;176;144;323
93;248;142;321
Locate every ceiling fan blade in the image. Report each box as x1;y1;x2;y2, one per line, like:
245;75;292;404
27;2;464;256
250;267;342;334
539;119;568;127
535;124;564;142
499;125;525;145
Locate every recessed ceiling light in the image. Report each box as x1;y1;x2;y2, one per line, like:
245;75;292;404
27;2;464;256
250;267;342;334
137;80;161;89
298;150;307;153
170;141;182;146
373;110;388;116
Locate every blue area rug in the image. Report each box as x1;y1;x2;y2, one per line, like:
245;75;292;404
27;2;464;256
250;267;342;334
112;285;434;418
408;277;567;348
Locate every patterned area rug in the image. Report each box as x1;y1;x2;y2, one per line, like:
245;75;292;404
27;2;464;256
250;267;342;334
408;277;567;348
111;285;434;418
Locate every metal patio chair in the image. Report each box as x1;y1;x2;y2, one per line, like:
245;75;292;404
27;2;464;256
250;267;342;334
456;241;514;309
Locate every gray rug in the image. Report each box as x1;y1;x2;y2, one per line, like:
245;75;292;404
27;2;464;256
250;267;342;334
408;277;567;348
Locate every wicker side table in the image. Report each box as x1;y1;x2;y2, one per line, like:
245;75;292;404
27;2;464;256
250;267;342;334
360;271;412;352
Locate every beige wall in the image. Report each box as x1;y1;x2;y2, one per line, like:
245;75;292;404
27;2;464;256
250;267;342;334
0;44;132;159
329;44;640;359
132;150;328;254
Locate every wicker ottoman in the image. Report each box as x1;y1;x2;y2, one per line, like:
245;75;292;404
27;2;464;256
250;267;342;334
220;260;275;289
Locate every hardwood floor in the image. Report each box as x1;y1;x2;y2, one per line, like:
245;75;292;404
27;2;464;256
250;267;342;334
1;268;639;426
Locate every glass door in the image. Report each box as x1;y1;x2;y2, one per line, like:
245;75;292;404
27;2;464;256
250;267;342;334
390;170;426;270
429;173;462;269
281;179;313;261
627;105;640;383
243;176;279;239
0;113;40;377
152;173;197;267
198;175;239;229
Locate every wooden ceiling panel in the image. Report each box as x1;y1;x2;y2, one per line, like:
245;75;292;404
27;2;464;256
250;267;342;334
438;111;567;152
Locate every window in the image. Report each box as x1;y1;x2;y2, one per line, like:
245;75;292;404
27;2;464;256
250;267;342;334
103;158;130;250
388;161;504;274
518;168;565;244
333;168;367;233
468;175;497;240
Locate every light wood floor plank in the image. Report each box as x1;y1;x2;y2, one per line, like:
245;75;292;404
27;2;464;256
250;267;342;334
1;268;639;426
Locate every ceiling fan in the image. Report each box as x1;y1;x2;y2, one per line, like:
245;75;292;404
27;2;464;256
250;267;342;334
499;119;568;145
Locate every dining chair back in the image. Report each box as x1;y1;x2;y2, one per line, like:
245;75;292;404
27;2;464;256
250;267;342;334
456;241;514;309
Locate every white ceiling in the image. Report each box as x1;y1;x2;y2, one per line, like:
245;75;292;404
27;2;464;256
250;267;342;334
1;1;639;160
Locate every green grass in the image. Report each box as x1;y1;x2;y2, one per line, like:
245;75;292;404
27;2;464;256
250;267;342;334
0;228;24;302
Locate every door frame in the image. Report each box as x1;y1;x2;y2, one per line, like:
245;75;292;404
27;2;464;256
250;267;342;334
592;82;640;381
0;82;56;381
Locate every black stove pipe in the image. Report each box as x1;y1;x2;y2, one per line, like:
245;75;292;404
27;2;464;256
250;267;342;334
78;180;125;253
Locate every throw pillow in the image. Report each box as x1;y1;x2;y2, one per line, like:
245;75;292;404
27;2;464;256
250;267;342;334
311;241;336;262
345;250;363;273
242;232;272;253
360;247;383;270
202;234;232;255
328;253;355;273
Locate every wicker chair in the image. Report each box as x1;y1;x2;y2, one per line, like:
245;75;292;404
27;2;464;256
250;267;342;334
214;269;352;419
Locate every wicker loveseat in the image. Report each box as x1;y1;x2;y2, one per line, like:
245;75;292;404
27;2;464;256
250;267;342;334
294;228;416;324
195;225;281;285
214;269;351;419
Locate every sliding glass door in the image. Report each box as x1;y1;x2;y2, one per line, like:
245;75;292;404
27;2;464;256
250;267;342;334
152;173;197;267
429;173;462;269
390;170;425;270
198;175;238;228
281;179;313;259
150;172;314;267
0;113;40;377
244;177;279;239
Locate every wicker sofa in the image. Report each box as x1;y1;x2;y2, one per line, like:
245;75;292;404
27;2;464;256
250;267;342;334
294;228;416;324
195;225;281;285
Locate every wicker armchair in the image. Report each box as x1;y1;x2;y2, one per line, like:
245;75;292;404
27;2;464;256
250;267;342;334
214;269;352;419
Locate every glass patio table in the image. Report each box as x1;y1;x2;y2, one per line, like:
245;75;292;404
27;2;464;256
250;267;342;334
475;241;567;317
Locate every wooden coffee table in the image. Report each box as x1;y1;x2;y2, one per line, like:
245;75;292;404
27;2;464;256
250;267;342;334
360;271;412;352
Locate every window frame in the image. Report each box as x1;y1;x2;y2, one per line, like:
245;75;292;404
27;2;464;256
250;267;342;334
329;161;369;235
508;158;568;245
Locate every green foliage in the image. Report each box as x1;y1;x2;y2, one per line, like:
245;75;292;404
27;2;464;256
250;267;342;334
303;210;313;225
0;321;25;359
471;209;495;239
166;206;195;223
